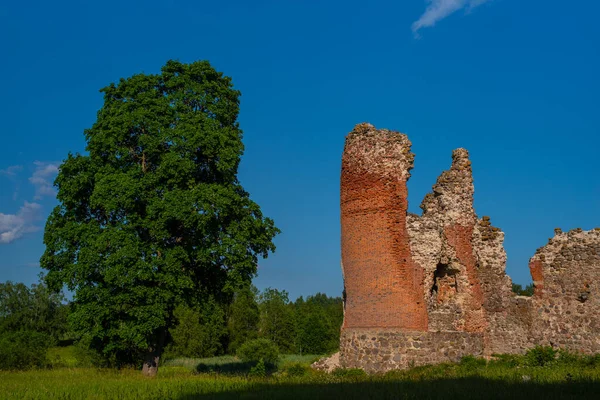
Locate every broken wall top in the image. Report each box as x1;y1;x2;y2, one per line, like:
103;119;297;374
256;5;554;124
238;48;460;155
342;123;414;181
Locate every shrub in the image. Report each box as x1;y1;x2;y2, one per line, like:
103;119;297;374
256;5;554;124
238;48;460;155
557;349;583;366
459;355;487;370
236;338;279;365
249;359;266;377
555;349;600;367
282;362;310;377
69;335;112;368
583;353;600;367
489;353;523;368
526;346;557;367
0;330;51;370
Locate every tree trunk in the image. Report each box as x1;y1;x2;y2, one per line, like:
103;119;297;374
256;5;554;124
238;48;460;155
142;352;160;377
142;329;166;377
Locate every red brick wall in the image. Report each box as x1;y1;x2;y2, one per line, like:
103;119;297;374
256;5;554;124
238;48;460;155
444;224;487;333
529;259;544;297
341;151;427;330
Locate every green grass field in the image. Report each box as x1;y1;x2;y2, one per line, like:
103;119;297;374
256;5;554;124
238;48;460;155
1;348;600;399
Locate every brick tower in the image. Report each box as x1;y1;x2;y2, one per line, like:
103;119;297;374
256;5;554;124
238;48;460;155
340;123;428;330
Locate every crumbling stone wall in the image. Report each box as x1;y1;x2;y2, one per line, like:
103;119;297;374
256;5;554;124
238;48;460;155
409;148;487;334
334;123;600;373
340;330;483;373
528;229;600;352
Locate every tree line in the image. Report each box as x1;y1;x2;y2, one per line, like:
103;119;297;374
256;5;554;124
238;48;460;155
0;279;342;370
512;283;534;296
167;285;342;358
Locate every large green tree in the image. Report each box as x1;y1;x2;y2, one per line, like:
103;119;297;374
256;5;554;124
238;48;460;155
40;60;279;376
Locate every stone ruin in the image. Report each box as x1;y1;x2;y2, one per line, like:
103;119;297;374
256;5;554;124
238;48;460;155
316;123;600;374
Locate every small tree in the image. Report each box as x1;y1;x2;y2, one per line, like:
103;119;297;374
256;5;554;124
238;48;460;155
227;285;260;354
168;298;226;358
258;288;295;353
41;60;279;376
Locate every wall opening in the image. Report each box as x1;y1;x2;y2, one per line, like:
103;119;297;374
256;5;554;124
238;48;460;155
431;262;458;304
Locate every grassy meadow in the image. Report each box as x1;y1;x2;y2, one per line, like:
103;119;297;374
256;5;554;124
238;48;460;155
1;347;600;399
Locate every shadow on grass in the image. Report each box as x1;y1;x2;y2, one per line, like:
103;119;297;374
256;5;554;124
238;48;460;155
195;361;276;375
177;377;600;400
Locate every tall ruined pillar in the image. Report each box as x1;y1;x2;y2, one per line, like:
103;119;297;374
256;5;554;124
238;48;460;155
418;148;487;333
340;123;427;330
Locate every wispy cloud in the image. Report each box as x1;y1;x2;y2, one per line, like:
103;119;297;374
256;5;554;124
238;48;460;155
0;165;23;177
412;0;491;35
1;165;23;202
29;161;59;200
0;161;60;244
0;201;42;244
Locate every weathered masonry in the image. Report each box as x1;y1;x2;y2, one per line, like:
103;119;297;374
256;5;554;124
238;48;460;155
335;123;600;373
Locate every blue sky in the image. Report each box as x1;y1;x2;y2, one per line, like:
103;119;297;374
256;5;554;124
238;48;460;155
0;0;598;300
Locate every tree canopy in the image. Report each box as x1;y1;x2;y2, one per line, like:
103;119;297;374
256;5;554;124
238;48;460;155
40;60;279;376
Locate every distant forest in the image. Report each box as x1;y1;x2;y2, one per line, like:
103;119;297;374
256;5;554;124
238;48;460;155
512;283;534;296
0;280;342;368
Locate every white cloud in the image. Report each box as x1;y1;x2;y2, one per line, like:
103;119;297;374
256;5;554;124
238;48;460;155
0;201;42;244
0;161;60;244
412;0;491;35
0;165;23;177
29;161;59;200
